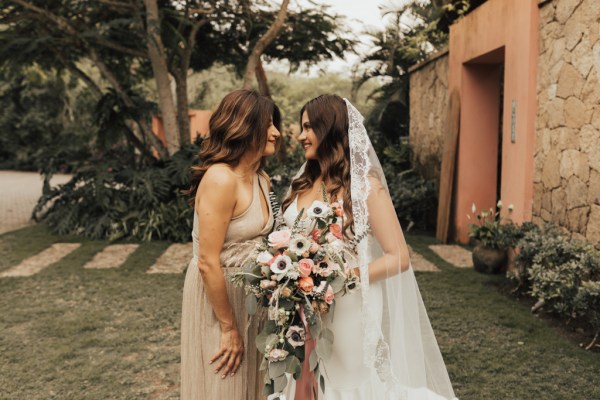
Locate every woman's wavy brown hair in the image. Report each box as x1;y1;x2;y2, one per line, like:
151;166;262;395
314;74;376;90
184;89;281;203
282;94;354;237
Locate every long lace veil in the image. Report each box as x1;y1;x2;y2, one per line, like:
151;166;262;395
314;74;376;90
344;98;455;399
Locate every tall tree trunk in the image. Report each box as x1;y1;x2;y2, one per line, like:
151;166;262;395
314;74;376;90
242;0;290;90
255;59;271;98
172;14;209;145
174;69;190;145
144;0;181;155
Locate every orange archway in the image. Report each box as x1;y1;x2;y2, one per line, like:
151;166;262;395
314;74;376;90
449;0;539;243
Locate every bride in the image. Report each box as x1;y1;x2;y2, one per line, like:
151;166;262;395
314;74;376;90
278;94;456;400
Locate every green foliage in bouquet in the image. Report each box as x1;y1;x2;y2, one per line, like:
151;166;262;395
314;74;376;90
231;186;359;396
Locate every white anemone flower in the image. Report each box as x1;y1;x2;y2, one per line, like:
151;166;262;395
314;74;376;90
289;236;311;256
285;326;306;348
270;255;292;275
307;200;332;219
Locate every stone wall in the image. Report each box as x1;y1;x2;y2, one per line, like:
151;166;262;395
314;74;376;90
534;0;600;245
408;50;449;182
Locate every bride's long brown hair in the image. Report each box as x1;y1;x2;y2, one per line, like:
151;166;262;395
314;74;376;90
282;94;354;237
184;89;281;203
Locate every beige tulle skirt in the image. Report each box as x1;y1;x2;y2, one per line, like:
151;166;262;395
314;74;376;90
180;260;265;400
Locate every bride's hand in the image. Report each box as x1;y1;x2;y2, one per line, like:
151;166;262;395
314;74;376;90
210;326;245;378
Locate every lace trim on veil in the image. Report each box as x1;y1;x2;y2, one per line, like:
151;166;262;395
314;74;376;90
344;99;399;391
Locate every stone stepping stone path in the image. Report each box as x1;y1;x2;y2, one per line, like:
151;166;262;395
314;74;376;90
428;244;473;268
147;243;193;274
0;241;445;277
0;243;81;278
408;246;440;272
83;244;139;269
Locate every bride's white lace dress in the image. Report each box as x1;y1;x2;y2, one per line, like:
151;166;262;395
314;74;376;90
280;197;450;400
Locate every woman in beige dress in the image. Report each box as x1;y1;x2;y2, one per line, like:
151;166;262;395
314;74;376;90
181;90;281;400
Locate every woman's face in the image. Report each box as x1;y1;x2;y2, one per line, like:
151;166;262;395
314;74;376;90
298;111;318;160
263;118;281;157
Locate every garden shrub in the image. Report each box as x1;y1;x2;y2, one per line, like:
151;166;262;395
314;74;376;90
34;142;200;242
387;171;438;232
508;223;600;339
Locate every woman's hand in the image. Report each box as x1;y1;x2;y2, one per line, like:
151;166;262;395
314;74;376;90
210;326;245;379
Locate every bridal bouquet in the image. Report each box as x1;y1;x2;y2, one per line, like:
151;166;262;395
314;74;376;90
230;192;360;396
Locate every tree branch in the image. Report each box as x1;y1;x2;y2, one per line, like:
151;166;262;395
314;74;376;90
242;0;290;89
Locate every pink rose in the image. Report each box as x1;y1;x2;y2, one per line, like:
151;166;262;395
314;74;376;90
324;287;335;304
260;280;277;290
310;229;322;242
332;202;344;217
298;259;314;278
268;229;292;249
329;223;343;239
298;276;314;293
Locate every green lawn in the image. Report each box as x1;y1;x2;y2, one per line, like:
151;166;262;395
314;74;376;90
0;225;598;399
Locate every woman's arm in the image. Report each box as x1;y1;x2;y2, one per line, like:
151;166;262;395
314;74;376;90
359;176;410;283
195;166;243;378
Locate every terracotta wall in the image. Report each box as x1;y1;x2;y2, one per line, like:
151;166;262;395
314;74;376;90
152;110;211;146
448;0;540;243
408;51;449;183
534;0;600;245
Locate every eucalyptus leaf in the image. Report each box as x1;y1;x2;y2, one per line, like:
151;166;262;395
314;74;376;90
330;275;345;292
263;381;274;395
321;328;334;343
309;348;318;371
279;298;294;310
274;374;288;393
309;318;322;338
268;360;287;379
286;356;301;374
316;338;332;360
245;293;257;315
259;357;268;371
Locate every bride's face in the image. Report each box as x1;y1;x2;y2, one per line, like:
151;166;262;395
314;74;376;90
298;111;318;160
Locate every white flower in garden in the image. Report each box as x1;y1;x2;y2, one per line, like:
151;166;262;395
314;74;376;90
307;200;332;219
267;348;289;362
289;236;311;256
270;255;292;275
256;251;274;265
508;204;514;212
285;326;306;348
471;203;477;214
497;200;503;209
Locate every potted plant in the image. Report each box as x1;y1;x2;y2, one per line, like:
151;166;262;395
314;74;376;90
468;201;514;274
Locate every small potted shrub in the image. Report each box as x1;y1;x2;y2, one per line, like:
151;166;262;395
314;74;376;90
468;201;514;274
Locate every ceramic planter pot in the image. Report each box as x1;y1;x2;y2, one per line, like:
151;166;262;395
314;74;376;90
472;244;507;274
